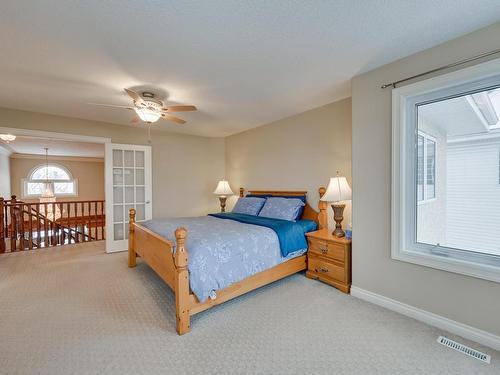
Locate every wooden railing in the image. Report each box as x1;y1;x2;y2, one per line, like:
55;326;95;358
0;196;105;253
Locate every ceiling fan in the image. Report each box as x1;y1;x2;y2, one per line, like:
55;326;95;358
89;89;197;124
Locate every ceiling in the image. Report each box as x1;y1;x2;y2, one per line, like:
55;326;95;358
1;1;500;137
1;136;104;158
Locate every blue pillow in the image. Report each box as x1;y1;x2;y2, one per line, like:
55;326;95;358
247;194;306;220
258;197;305;221
232;197;266;216
296;219;318;233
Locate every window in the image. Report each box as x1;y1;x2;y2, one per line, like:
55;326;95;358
417;132;436;203
23;164;78;198
392;58;500;283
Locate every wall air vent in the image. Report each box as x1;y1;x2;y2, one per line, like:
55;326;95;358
437;336;491;364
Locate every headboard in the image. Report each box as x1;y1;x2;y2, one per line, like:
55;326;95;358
239;187;328;229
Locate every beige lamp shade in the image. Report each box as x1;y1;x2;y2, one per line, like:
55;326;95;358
213;180;234;197
321;175;352;202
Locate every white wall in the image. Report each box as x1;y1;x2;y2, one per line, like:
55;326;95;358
0;145;11;198
352;22;500;335
0;107;225;218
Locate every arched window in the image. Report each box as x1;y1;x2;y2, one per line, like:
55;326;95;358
23;164;78;197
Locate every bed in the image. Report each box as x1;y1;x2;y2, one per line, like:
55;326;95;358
128;188;328;335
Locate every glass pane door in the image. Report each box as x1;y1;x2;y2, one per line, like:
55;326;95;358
105;144;152;253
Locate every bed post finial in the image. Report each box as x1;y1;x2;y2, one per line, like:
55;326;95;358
239;187;244;198
128;209;137;267
318;187;328;230
174;227;190;335
174;228;188;268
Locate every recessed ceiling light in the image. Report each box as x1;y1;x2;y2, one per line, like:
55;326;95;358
0;134;16;143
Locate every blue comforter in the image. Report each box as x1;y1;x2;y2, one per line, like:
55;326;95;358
141;215;316;302
209;212;309;257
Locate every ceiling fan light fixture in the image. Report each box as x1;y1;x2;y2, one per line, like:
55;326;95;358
89;88;195;125
134;107;161;123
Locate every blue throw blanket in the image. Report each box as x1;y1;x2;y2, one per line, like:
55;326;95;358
209;212;309;257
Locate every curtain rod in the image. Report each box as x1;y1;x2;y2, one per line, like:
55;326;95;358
381;48;500;89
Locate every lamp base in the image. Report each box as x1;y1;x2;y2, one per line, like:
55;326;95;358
331;203;346;238
218;196;227;213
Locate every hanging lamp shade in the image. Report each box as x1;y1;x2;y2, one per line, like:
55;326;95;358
40;147;55;200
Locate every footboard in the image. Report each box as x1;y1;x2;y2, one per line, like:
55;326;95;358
128;209;191;334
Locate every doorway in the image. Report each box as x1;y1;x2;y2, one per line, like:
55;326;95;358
0;127;152;252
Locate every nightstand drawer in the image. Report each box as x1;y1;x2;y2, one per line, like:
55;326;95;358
308;239;345;262
308;255;346;283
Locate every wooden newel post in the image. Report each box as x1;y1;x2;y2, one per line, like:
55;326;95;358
318;187;328;230
174;227;190;335
128;208;137;268
0;198;5;253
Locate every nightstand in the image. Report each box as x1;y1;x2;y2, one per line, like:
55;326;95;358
305;229;352;293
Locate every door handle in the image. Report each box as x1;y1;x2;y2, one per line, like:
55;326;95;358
146;200;151;204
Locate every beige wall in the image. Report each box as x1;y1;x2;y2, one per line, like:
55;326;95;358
225;98;352;228
10;155;104;202
0;107;225;218
0;146;11;198
351;22;500;335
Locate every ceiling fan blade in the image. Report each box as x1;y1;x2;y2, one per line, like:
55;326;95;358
88;103;134;110
124;88;145;105
131;116;140;123
163;105;197;112
161;113;186;124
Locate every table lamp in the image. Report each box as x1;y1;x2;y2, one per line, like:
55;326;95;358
213;180;234;212
320;172;352;237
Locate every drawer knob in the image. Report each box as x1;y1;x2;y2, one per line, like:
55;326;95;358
320;247;328;254
318;267;329;273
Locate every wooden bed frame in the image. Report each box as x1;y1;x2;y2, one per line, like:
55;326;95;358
128;187;327;335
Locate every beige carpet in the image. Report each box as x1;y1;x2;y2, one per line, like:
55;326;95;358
0;242;498;375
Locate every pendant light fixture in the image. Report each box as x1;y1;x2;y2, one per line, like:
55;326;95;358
40;147;55;199
39;147;61;221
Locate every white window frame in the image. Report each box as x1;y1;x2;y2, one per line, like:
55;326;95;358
22;163;79;198
392;58;500;284
417;131;437;204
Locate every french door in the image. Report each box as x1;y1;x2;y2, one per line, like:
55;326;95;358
105;143;152;253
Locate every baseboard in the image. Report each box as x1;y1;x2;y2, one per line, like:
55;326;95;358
351;286;500;352
106;248;127;254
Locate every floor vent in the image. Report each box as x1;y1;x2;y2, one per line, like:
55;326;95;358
437;336;491;364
